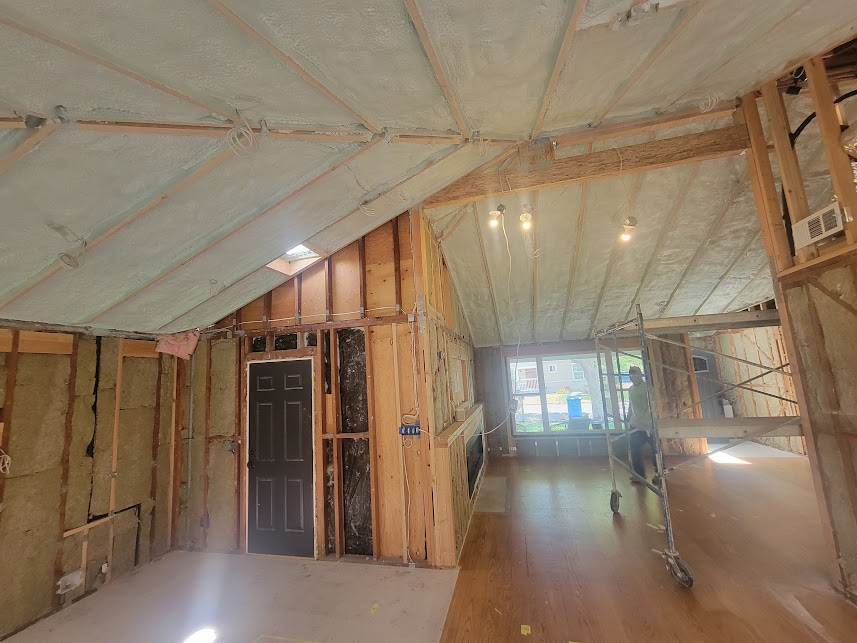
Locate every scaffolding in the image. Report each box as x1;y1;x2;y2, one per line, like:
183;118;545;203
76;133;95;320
595;305;801;589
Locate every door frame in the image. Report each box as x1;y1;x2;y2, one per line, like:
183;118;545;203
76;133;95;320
244;356;318;557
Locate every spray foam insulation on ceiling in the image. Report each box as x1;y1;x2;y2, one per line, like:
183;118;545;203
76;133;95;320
0;129;223;302
0;0;359;126
698;235;768;315
221;0;456;131
1;136;356;326
83;142;455;332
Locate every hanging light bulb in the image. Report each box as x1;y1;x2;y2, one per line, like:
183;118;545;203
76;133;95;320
619;215;638;242
488;204;505;229
520;204;533;231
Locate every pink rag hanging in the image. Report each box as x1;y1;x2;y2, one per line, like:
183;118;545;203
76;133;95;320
156;329;200;360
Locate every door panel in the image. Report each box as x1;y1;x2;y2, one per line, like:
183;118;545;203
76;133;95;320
248;359;314;556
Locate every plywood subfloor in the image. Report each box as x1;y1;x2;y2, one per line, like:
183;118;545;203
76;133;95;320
10;552;457;643
442;455;857;642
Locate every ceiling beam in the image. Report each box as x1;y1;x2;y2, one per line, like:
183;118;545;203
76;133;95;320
405;0;470;138
594;3;704;124
531;0;589;139
206;0;378;133
693;230;763;315
83;138;384;324
0;146;235;311
559;146;592;340
75;120;372;141
623;165;699;321
610;309;781;336
425;124;749;207
661;175;746;316
0;121;56;177
549;101;736;148
0;14;233;120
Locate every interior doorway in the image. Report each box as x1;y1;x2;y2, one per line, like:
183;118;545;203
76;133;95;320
247;359;314;557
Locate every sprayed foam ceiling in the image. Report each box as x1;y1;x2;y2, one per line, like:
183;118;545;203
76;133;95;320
0;0;853;335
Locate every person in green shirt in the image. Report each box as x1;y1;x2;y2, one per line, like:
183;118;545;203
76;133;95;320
627;365;656;483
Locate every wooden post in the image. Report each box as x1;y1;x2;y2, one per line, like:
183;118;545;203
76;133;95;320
365;331;380;559
324;257;333;323
313;333;326;557
238;337;248;552
202;341;212;549
148;353;163;553
170;358;184;549
358;237;367;317
330;329;344;557
295;273;303;325
738;94;794;274
741;91;840;586
167;356;179;548
805;55;857;245
392;218;402;312
106;338;125;582
760;81;816;262
392;323;409;563
54;335;78;607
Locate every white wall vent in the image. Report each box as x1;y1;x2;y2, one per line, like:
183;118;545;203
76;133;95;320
792;201;845;250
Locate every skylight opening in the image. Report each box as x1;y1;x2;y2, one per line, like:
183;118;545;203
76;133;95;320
285;244;319;260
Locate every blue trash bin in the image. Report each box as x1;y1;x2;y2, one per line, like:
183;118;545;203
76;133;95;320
566;394;583;418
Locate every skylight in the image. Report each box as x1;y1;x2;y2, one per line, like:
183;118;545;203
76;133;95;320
285;244;318;260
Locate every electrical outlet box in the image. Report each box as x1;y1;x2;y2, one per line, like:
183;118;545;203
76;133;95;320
56;570;83;594
100;563;109;575
399;423;421;436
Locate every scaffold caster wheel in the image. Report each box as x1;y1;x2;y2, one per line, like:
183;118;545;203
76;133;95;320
652;474;661;486
610;490;620;514
667;556;694;588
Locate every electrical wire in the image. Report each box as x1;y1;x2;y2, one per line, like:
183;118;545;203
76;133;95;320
0;448;10;475
227;111;257;157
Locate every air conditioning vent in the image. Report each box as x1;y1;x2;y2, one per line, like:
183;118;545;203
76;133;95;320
792;201;845;250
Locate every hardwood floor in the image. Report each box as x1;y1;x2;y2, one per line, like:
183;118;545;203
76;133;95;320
441;454;857;642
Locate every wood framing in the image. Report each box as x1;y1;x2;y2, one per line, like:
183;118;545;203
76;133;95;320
425;125;750;206
760;81;815;262
105;339;125;582
531;0;588;138
405;0;469;137
0;122;56;177
148;354;164;552
0;15;232;120
0;331;19;538
365;332;380;559
805;55;857;244
549;102;736;148
739;93;794;274
207;0;377;132
85;138;382;323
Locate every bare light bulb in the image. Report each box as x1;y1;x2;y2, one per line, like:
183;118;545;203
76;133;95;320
489;217;499;228
620;232;632;242
522;219;532;231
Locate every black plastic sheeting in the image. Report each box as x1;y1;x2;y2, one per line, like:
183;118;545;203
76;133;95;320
342;438;372;556
337;328;368;434
274;334;298;351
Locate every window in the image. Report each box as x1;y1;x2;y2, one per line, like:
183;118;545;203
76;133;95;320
571;363;585;380
547;363;558;373
693;356;709;373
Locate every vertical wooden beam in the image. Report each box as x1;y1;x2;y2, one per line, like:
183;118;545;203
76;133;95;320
358;237;368;317
233;340;242;552
330;329;344;557
391;323;409;563
295;273;303;325
167;356;179;548
743;93;840;584
148;353;163;553
202;341;212;549
739;93;794;274
238;337;248;552
54;335;78;607
760;81;815;262
365;331;380;559
106;338;125;582
170;358;185;549
313;334;326;558
392;218;402;313
324;257;333;323
805;55;857;245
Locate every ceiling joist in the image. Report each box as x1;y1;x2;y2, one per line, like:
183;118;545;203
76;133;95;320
206;0;379;133
531;0;589;139
405;0;470;138
0;14;233;120
0;121;56;178
425;124;750;206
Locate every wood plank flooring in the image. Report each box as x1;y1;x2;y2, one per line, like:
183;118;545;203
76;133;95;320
441;455;857;642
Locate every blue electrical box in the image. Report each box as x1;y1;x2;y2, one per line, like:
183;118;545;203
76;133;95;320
398;423;421;436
